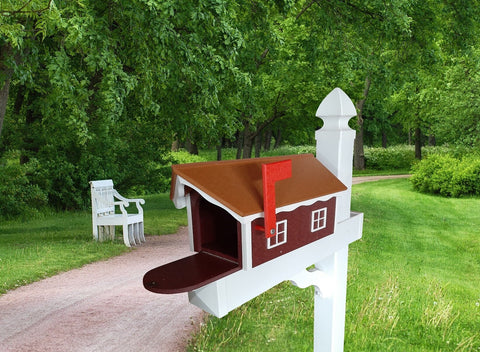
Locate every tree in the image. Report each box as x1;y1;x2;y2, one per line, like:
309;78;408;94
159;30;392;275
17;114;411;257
1;0;244;208
0;0;53;141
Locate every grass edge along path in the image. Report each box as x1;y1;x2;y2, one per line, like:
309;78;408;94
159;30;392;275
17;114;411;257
187;179;480;352
0;193;187;295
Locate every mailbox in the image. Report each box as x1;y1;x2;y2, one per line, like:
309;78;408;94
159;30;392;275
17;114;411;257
144;88;363;352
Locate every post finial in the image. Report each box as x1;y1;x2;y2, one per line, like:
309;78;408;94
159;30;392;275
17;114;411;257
316;88;356;130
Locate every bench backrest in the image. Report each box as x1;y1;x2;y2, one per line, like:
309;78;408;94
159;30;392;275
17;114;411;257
90;179;115;216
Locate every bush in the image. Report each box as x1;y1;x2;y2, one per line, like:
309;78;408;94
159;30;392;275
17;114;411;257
410;154;457;196
364;145;416;170
0;151;48;218
155;150;208;193
451;156;480;197
262;145;316;157
410;153;480;197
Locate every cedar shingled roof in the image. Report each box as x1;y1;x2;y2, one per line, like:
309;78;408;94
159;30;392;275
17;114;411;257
171;154;347;217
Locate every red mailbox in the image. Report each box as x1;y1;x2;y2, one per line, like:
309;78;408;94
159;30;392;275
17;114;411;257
144;153;349;297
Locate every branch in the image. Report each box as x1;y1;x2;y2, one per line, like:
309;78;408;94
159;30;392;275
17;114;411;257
255;48;270;70
337;0;380;20
257;92;285;133
355;76;372;125
0;0;52;16
296;0;381;21
296;0;319;20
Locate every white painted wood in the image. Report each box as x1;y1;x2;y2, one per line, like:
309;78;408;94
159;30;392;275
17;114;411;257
241;222;253;271
310;87;360;352
312;248;349;352
290;267;333;297
90;179;145;247
185;193;195;252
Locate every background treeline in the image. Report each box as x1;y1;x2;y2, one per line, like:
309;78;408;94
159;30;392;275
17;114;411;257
1;0;480;214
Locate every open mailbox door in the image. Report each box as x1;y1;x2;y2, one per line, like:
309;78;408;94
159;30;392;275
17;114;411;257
143;252;241;294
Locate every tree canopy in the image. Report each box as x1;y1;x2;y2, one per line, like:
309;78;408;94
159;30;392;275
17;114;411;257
1;0;479;211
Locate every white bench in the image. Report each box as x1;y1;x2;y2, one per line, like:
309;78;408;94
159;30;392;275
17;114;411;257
90;179;145;247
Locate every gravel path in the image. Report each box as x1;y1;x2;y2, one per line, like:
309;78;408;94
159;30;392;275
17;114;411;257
352;174;410;184
0;175;409;352
0;227;205;352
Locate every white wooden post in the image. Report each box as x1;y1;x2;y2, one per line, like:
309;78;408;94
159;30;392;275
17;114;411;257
314;88;357;352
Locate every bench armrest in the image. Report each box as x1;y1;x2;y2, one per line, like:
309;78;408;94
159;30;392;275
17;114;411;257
113;190;145;214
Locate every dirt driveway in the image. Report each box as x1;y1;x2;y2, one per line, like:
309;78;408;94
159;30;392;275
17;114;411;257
0;227;205;352
0;175;409;352
352;174;410;184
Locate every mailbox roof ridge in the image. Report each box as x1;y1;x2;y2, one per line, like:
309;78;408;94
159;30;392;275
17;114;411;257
171;153;347;217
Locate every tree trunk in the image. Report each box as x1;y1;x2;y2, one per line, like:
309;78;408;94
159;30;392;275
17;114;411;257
382;131;388;148
242;128;254;159
353;77;371;170
428;135;436;146
216;137;223;161
273;128;282;149
235;131;243;159
20;89;43;164
185;139;198;155
263;128;272;151
254;132;262;158
171;139;179;151
0;78;10;142
353;127;365;170
414;127;422;160
0;43;14;142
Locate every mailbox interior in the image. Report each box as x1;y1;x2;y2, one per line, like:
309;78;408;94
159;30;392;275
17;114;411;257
143;190;242;294
190;190;242;265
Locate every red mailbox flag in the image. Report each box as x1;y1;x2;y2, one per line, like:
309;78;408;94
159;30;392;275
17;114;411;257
257;159;292;238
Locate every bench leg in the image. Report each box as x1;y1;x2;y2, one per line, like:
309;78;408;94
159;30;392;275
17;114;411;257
107;225;115;241
133;223;140;244
123;224;132;247
134;222;145;244
93;224;98;241
129;224;136;246
99;226;115;242
99;226;106;242
139;222;145;242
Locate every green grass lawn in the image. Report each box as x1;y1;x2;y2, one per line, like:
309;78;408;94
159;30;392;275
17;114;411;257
0;193;186;294
187;179;480;352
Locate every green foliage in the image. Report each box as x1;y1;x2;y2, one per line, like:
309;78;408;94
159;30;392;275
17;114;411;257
153;150;209;193
433;50;480;148
411;153;480;197
451;155;480;196
169;150;208;165
261;144;315;157
0;151;47;218
364;145;416;170
2;0;480;211
410;154;456;196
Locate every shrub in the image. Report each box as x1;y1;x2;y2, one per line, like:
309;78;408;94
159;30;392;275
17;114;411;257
450;156;480;197
0;151;48;218
262;145;316;157
411;153;480;197
364;145;416;170
170;150;208;164
155;150;208;193
410;154;457;196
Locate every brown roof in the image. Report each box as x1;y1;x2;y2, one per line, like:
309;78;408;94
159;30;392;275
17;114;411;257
171;154;347;217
